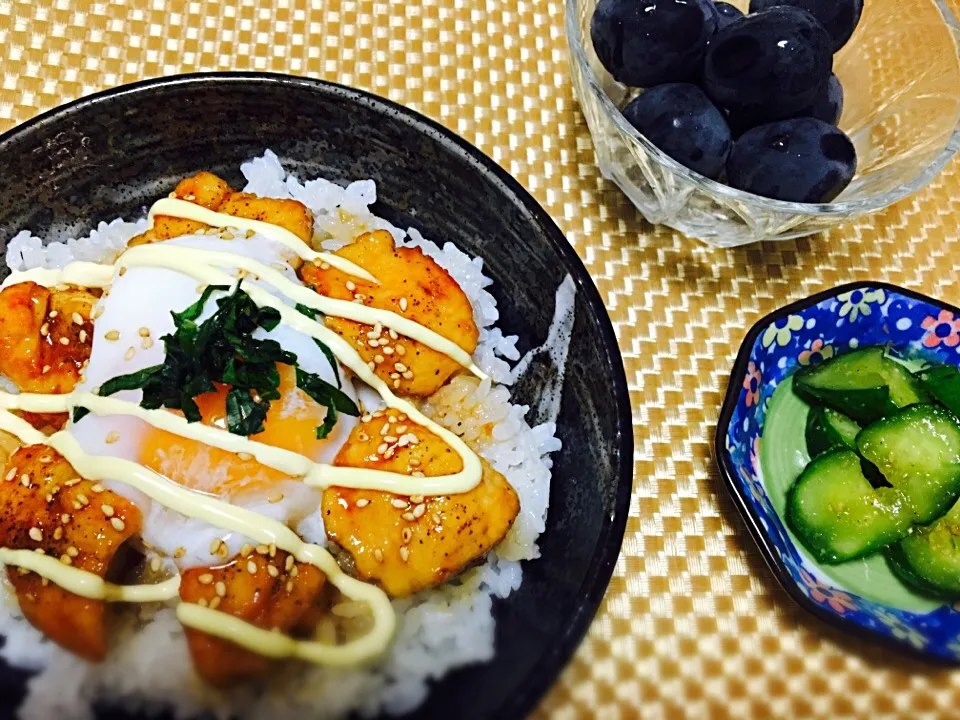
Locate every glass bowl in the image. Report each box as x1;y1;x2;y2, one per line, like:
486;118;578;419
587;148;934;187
566;0;960;247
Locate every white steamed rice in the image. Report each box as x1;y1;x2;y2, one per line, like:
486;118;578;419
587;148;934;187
0;151;572;719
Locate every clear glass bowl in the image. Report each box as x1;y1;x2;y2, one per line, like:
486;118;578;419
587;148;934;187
566;0;960;246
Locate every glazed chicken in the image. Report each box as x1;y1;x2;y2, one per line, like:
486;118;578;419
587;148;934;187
300;229;480;397
129;170;315;247
180;550;326;687
323;412;519;598
0;445;142;660
0;281;97;395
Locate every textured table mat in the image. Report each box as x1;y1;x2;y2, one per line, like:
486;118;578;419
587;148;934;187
3;0;960;717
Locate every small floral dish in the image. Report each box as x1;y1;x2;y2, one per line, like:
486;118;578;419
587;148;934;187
716;281;960;661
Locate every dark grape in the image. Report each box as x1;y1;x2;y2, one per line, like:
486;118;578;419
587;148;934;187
621;83;732;179
703;7;833;125
726;117;857;203
714;2;744;31
590;0;719;87
749;0;864;53
803;73;844;126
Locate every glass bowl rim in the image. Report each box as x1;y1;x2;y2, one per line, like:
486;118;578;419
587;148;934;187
565;0;960;217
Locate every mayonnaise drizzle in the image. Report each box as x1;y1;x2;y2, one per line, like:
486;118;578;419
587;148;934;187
0;549;181;602
148;198;379;284
0;409;396;666
0;198;491;667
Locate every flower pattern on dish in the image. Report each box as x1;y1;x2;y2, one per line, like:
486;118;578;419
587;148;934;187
798;568;859;614
743;362;762;407
762;315;804;348
921;309;960;349
838;288;886;323
799;339;834;366
873;609;928;649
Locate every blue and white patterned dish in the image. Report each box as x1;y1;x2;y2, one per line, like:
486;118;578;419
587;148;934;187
716;282;960;662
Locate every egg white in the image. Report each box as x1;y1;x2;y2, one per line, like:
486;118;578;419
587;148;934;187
69;232;358;568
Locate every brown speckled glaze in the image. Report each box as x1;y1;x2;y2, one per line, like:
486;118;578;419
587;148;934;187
0;73;632;720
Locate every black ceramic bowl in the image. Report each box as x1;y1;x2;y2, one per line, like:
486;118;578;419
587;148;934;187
0;73;632;719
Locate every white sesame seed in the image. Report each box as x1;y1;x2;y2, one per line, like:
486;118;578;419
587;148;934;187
40;578;49;587
240;543;254;557
209;538;221;555
378;337;390;346
268;492;284;504
377;442;388;455
358;432;369;441
256;544;269;555
394;362;408;373
197;598;208;608
141;337;154;349
105;431;120;444
356;498;370;508
28;527;42;542
289;565;299;578
198;573;214;585
41;364;51;374
361;414;372;423
124;346;135;360
4;468;15;482
410;494;424;503
393;379;400;388
104;330;120;341
391;498;408;509
400;546;410;562
48;310;58;319
384;435;398;444
110;517;125;532
60;554;72;565
39;323;49;337
402;512;416;522
59;336;70;346
19;474;29;487
71;312;84;326
92;305;105;320
209;596;221;610
374;548;384;562
61;513;71;523
67;546;79;558
215;581;226;597
65;478;81;487
402;528;413;543
138;327;151;337
269;543;276;557
395;345;406;356
174;546;186;559
432;513;442;525
79;330;88;344
246;560;257;574
267;564;279;578
398;436;410;447
389;329;398;340
396;425;409;434
374;354;384;364
286;580;294;593
76;493;89;505
100;504;115;517
367;361;376;370
320;262;330;270
403;371;414;380
412;470;426;478
413;503;426;518
345;281;356;291
237;452;253;461
399;298;408;311
368;339;380;348
285;555;295;571
150;557;161;572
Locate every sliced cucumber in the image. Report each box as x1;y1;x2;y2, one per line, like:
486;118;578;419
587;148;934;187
786;449;912;564
916;364;960;419
857;404;960;524
891;497;960;597
794;346;930;424
805;406;861;457
885;543;958;600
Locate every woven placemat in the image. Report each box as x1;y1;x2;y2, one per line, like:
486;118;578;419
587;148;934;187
3;0;960;717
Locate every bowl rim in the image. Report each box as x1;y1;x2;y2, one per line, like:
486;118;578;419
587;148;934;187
565;0;960;217
0;71;636;717
715;280;960;664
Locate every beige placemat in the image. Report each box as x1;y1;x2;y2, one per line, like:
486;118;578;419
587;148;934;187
3;0;960;717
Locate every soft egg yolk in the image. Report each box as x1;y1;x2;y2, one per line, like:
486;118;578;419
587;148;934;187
139;365;333;497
